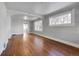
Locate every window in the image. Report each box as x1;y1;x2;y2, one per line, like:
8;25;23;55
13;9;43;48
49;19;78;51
49;12;72;26
34;20;43;31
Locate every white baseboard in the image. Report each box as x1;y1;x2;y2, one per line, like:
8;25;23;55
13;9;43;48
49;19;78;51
31;32;79;48
0;35;12;55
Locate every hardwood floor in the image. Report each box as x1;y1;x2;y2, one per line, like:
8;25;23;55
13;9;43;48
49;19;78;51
1;33;79;56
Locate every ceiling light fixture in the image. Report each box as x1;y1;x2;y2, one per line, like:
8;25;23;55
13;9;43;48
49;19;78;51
24;16;28;20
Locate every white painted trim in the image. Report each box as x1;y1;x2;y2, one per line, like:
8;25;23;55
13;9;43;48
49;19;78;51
31;32;79;48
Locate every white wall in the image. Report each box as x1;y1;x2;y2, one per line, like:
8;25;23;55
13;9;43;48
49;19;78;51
11;16;30;35
0;2;11;54
11;17;23;34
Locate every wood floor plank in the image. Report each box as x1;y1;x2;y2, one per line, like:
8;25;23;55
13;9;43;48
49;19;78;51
1;33;79;56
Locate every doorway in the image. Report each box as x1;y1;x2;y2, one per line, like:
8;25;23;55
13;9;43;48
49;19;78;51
23;23;29;40
23;23;29;33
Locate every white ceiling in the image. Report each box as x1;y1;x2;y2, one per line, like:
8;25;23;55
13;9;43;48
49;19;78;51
4;2;76;21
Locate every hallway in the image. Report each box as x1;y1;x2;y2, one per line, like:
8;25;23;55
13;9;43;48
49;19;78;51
1;33;79;56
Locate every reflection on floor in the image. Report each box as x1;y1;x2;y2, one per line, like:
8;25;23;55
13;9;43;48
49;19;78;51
1;33;79;56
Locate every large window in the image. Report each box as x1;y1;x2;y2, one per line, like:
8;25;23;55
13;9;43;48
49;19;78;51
49;12;72;26
34;20;43;31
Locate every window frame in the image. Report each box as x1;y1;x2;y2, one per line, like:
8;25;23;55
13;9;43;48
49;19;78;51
49;9;75;26
34;20;43;31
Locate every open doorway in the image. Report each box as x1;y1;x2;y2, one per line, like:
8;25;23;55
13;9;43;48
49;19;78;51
23;23;29;33
23;23;29;40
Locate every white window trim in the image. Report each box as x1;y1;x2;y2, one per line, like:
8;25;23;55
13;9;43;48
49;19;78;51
34;20;43;31
49;9;75;26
